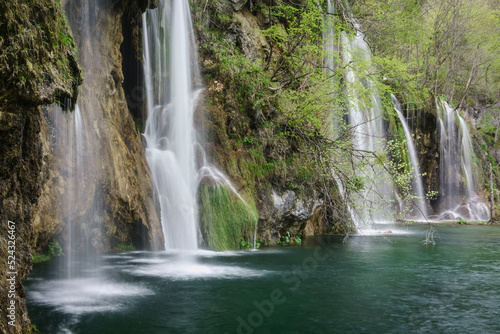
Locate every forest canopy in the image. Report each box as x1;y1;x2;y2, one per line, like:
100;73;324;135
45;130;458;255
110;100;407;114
349;0;500;107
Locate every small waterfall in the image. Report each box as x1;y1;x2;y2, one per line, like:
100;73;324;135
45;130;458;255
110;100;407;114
458;115;476;197
143;0;201;250
55;0;103;278
437;100;489;221
392;95;428;220
65;104;85;278
340;23;395;225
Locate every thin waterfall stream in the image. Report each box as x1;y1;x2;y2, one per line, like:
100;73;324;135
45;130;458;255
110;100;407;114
392;95;428;220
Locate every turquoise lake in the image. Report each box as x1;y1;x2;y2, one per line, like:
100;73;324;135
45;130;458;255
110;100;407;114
25;224;500;333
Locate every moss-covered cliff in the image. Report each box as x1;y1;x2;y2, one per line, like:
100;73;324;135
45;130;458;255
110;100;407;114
0;1;81;332
191;0;351;246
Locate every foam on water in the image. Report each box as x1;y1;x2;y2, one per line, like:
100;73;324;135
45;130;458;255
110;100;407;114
124;255;269;280
28;278;152;315
355;223;416;236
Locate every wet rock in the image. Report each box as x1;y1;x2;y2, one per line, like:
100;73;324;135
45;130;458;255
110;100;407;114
227;22;257;60
256;188;329;243
231;0;248;11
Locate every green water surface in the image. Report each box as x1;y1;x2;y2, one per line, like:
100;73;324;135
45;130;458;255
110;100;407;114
25;225;500;333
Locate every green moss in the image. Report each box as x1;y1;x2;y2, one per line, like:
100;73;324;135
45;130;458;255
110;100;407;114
31;254;51;264
199;185;258;251
114;243;136;252
28;323;39;333
31;241;63;264
0;0;82;110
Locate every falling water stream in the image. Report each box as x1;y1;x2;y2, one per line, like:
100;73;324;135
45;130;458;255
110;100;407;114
65;104;84;279
142;0;201;250
437;100;489;221
340;23;395;227
143;0;250;249
392;95;428;220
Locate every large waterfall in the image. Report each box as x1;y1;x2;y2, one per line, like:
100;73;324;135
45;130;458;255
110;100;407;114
143;0;201;250
437;100;489;221
340;24;395;225
392;95;428;220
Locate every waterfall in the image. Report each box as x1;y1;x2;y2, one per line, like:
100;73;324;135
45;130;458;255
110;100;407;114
340;24;395;225
323;0;337;72
392;95;428;220
65;104;85;278
437;100;489;221
458;115;476;198
55;0;103;278
143;0;201;250
143;0;253;250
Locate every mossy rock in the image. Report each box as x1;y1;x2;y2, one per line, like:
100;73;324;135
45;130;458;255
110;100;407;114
0;0;82;111
198;185;258;251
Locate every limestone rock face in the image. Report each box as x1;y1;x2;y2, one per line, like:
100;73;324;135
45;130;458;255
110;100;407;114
257;188;329;242
0;107;46;333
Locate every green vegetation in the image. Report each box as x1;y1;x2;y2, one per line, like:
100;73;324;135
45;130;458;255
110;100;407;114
276;231;302;246
192;0;500;237
114;243;136;252
199;185;258;251
29;323;38;333
352;0;500;106
193;0;358;234
239;237;260;250
32;254;51;264
48;241;64;256
0;0;82;111
32;241;64;264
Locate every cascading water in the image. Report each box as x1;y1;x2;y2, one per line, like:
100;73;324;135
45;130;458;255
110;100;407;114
392;95;428;220
65;104;84;278
437;100;489;221
340;24;395;226
61;0;103;278
143;0;201;250
458;115;476;198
